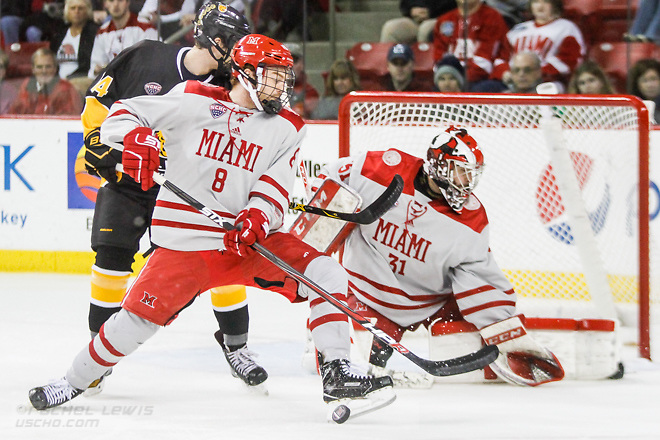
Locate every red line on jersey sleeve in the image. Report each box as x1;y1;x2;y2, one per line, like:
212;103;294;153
156;199;234;219
461;300;516;317
248;191;285;216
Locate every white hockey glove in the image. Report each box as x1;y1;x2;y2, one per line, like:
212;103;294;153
480;315;564;386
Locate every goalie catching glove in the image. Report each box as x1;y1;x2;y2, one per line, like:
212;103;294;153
479;315;564;386
121;126;161;191
223;208;269;257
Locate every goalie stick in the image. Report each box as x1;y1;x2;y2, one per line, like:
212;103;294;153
288;174;404;224
151;173;499;377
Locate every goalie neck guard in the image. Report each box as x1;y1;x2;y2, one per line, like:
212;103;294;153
231;34;295;115
424;126;484;213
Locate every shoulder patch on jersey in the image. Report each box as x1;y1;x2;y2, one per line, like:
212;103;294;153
144;82;162;95
361;149;421;196
184;80;230;101
382;150;402;166
278;108;305;132
429;194;488;233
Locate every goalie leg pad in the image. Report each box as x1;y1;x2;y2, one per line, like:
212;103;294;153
480;315;565;386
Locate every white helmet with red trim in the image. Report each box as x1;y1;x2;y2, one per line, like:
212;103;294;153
230;34;295;114
424;126;485;212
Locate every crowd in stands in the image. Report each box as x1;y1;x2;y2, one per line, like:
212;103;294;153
0;0;659;122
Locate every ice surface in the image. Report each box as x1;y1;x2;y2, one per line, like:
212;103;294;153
2;273;659;440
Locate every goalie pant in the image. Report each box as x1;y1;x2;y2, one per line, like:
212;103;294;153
320;148;516;332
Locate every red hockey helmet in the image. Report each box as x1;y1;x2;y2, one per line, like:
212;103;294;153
424;126;484;212
230;34;295;114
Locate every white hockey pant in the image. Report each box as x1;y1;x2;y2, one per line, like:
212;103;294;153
300;256;351;362
66;309;160;390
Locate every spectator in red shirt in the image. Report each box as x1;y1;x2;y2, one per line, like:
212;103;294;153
432;0;510;90
8;47;83;115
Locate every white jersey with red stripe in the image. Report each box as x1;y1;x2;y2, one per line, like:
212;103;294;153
88;13;159;78
100;80;305;251
502;18;585;80
321;149;516;330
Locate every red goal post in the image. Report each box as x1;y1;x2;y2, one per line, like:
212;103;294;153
338;91;651;360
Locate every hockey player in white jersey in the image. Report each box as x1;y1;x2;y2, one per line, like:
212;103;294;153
28;34;394;417
316;126;565;387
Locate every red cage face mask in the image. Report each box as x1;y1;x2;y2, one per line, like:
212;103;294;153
425;126;484;212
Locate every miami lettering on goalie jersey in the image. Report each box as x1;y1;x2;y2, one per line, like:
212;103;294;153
323;149;516;330
100;80;305;251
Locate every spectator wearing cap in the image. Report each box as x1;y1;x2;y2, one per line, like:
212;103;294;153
379;43;427;92
287;43;319;119
433;54;465;92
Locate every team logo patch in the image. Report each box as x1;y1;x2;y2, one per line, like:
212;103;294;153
246;36;261;45
144;82;162;95
463;194;481;211
535;152;610;244
210;103;227;118
382;150;401;166
140;292;157;308
405;200;427;226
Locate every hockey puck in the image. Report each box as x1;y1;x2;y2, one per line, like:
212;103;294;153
332;405;350;424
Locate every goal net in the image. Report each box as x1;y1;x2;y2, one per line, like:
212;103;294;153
338;92;652;360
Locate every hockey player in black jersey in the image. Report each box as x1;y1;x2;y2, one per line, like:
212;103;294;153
81;1;267;392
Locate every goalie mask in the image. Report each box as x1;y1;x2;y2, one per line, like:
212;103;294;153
424;126;484;212
193;1;250;68
231;34;295;115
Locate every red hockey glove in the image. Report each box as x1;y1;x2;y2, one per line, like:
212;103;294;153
223;208;270;257
122;126;160;191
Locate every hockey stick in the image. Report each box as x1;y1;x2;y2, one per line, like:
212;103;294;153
116;165;402;225
152;173;499;377
288;174;404;224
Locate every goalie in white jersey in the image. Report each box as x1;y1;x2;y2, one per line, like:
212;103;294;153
28;34;394;417
317;126;565;387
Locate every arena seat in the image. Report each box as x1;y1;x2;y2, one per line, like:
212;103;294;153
346;41;435;91
6;42;50;78
598;0;639;18
345;42;390;81
588;41;660;92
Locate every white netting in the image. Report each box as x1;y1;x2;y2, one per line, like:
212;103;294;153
340;94;653;335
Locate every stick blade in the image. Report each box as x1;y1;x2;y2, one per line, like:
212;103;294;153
358;174;404;224
421;344;499;377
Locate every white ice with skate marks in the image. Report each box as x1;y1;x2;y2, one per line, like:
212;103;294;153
3;273;660;440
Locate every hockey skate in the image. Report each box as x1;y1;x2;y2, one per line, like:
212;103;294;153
84;368;112;397
215;331;268;394
29;378;83;410
321;358;396;423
